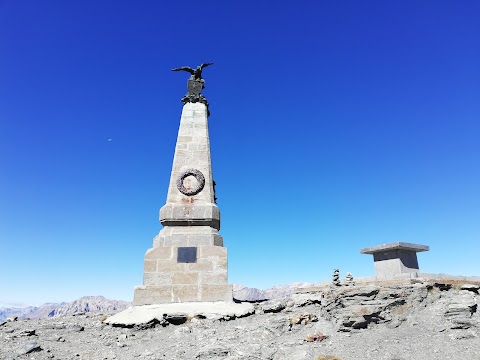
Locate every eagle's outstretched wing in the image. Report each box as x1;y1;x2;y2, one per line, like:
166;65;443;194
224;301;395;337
172;66;195;74
199;62;213;70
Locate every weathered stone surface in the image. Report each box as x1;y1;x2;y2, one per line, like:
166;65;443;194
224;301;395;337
156;260;187;272
291;292;323;306
172;285;199;302
16;341;41;355
172;272;199;285
200;245;227;257
195;344;231;359
2;282;480;359
260;301;287;313
105;301;254;326
299;284;430;332
159;103;219;229
200;272;227;284
154;227;224;247
143;273;173;286
133;286;172;305
187;259;214;272
144;246;173;259
143;260;157;273
213;256;228;271
200;284;233;302
134;284;233;304
444;291;478;329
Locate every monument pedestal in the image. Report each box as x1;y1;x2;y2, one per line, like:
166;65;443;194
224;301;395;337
133;102;232;305
134;228;232;304
360;242;429;279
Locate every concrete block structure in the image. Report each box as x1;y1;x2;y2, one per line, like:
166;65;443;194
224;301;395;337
134;102;232;305
360;242;429;279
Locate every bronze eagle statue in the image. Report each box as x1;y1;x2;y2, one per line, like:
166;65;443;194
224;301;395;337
172;63;213;80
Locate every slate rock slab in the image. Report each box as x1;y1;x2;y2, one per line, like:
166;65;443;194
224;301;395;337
16;340;42;355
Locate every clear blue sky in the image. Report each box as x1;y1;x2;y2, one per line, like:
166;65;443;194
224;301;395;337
1;1;479;306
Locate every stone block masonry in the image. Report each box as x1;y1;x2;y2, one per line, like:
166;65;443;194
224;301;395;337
133;102;232;305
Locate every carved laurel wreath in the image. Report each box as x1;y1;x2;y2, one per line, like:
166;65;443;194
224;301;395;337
176;168;205;196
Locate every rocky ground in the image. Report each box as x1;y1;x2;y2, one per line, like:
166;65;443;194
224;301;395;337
1;282;478;360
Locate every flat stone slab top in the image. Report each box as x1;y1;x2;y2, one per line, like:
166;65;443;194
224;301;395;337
360;242;429;254
105;302;254;327
361;242;430;278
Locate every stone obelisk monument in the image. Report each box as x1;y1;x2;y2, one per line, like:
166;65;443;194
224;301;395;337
134;63;232;304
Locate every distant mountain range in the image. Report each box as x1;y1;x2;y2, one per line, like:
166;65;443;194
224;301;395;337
0;283;314;321
0;296;130;321
232;282;314;301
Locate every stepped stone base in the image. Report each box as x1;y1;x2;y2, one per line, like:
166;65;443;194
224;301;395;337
134;284;233;305
134;226;232;305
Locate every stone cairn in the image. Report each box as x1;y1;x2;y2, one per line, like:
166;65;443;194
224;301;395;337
332;269;341;286
345;272;355;286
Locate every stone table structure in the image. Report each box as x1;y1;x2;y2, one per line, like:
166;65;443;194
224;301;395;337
360;242;430;279
133;64;232;305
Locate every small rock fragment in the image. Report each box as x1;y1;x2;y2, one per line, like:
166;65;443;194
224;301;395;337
289;313;318;327
306;332;328;342
434;283;452;291
261;301;286;313
174;326;192;335
460;284;480;293
18;329;36;336
195;345;230;358
70;325;85;332
290;316;301;325
164;314;188;325
449;330;478;340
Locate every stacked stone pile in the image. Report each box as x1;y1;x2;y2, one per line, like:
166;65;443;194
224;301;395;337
332;269;340;287
344;273;354;286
